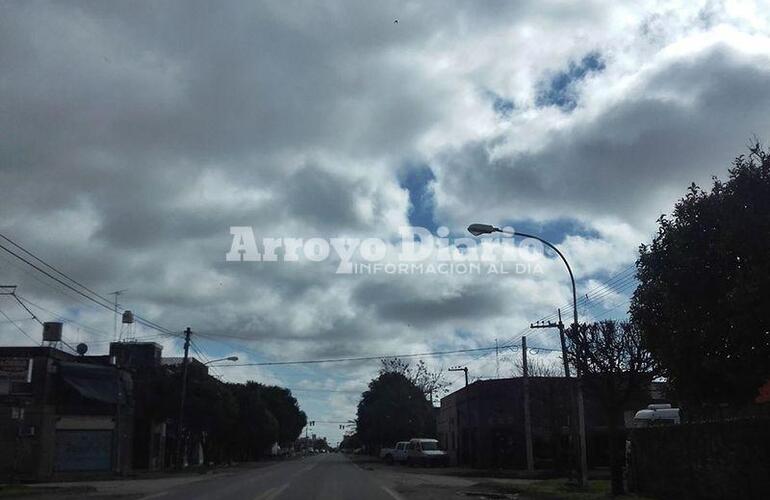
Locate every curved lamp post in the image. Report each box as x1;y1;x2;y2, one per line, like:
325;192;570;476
468;224;578;332
467;223;588;486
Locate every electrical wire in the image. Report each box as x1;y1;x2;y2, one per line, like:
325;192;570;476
0;233;179;337
209;344;558;368
0;305;37;344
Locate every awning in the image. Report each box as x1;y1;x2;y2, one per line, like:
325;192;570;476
59;361;127;404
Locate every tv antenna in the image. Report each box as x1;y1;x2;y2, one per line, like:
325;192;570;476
109;289;128;341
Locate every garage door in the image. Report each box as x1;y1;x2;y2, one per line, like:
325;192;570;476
54;430;112;471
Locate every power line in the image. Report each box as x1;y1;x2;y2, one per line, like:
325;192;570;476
288;388;361;394
0;305;37;344
210;344;559;368
0;235;178;337
0;241;114;310
532;264;638;325
0;234;114;307
190;338;225;380
15;294;111;338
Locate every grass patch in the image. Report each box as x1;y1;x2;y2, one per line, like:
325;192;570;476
475;479;654;500
0;486;33;498
523;479;654;500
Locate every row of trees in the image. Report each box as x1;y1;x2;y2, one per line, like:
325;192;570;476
135;366;306;464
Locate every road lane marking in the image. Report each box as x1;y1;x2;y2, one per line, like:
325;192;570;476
294;464;316;475
253;483;290;500
381;486;406;500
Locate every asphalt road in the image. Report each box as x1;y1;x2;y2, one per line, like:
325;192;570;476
139;454;403;500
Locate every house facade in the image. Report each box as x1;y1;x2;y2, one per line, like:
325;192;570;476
0;346;133;481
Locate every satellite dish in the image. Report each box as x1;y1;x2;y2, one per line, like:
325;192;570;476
76;343;88;356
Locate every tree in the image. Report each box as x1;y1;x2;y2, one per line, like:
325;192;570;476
511;355;561;377
185;374;238;463
356;371;436;453
379;358;450;401
566;320;657;495
339;432;361;450
227;382;280;460
631;143;770;408
260;385;307;446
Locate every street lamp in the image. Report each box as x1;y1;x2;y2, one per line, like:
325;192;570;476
203;356;239;365
467;223;588;486
467;224;578;331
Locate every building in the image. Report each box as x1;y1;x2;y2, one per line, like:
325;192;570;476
109;342;209;470
110;342;169;471
0;346;133;481
437;377;665;470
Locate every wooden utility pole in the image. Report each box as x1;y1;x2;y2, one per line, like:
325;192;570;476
530;309;570;377
531;311;588;486
522;336;534;472
449;366;468;387
557;309;571;377
176;327;192;468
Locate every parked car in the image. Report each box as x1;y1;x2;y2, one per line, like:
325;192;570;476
379;441;409;464
405;438;449;467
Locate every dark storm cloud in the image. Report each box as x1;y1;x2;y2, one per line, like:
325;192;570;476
353;279;506;327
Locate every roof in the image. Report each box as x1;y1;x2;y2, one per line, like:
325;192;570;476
161;357;203;366
0;345;78;361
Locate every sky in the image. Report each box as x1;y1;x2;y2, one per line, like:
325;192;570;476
2;0;770;445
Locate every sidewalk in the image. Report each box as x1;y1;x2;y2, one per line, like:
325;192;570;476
350;455;650;500
350;454;609;480
4;460;286;499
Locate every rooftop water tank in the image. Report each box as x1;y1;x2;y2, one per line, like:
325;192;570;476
122;310;134;324
42;322;63;342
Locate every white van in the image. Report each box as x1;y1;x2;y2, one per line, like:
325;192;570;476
632;403;681;427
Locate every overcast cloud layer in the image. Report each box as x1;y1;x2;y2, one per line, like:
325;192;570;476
2;0;770;444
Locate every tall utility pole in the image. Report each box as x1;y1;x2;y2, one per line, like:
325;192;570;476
522;336;534;472
449;366;468;387
176;327;192;468
531;309;587;485
468;223;588;486
495;339;500;379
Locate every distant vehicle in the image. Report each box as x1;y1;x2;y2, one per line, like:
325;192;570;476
632;403;681;427
380;441;409;464
405;438;448;467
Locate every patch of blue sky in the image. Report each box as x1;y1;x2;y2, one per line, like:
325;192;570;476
481;88;515;119
536;51;605;111
399;164;438;232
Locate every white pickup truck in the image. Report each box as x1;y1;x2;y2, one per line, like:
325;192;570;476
379;441;409;464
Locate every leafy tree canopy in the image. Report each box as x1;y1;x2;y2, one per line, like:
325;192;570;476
631;143;770;407
356;371;435;450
